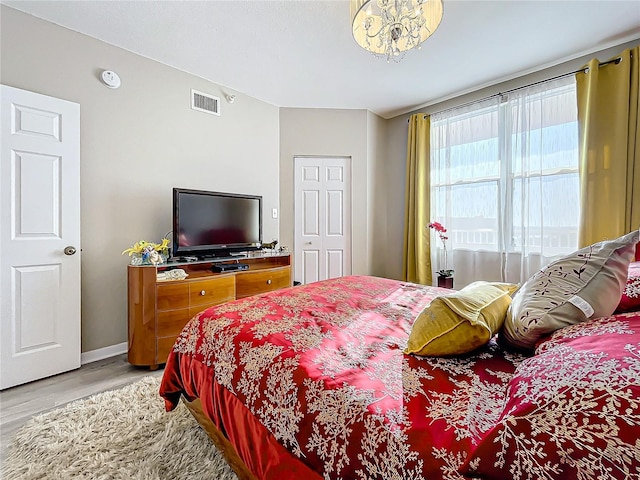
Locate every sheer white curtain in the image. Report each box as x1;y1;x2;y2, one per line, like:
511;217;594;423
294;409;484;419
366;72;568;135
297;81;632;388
430;77;579;287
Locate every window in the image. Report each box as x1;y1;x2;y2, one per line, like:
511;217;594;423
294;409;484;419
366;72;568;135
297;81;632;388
430;77;579;285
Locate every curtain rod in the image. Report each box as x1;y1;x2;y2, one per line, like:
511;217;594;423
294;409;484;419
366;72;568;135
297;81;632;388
411;55;624;121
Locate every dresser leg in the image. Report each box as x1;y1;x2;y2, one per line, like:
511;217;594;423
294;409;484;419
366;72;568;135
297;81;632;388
149;364;159;371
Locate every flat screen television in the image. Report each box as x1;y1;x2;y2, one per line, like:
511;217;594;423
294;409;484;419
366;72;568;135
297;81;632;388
172;188;262;258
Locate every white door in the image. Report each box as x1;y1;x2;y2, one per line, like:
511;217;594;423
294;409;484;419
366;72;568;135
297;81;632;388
1;85;81;389
294;156;351;284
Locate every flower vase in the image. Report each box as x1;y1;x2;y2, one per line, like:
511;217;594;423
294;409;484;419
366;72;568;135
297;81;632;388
437;274;454;289
130;253;144;266
443;248;448;274
129;252;168;266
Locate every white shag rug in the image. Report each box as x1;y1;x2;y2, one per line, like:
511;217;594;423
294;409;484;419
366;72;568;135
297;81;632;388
2;376;238;480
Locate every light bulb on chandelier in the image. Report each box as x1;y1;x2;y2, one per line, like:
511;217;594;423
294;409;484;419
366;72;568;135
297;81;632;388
351;0;444;62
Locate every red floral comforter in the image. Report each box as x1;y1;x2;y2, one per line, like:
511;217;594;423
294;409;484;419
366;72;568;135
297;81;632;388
160;275;527;480
462;312;640;480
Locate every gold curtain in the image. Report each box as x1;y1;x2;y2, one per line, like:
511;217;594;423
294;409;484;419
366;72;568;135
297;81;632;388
402;114;432;284
576;46;639;247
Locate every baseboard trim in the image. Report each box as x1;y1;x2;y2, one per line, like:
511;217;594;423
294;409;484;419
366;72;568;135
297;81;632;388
81;342;128;365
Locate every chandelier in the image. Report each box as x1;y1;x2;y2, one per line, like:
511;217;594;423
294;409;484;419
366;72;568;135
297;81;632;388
351;0;444;62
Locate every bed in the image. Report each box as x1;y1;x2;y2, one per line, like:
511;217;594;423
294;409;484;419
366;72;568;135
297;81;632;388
160;232;640;480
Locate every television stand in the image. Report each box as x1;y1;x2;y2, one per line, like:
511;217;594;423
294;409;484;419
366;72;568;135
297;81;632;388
127;252;291;369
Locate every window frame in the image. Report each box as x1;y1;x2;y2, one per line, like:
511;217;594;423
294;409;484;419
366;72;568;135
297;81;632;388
430;79;579;256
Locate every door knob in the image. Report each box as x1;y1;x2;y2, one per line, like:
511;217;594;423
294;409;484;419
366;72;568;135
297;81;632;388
305;242;312;245
64;246;77;256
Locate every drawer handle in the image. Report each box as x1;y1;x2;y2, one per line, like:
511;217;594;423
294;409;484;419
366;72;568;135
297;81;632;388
266;279;272;285
200;290;206;296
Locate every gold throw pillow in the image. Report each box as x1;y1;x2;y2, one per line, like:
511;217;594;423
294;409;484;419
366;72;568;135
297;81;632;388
405;281;518;357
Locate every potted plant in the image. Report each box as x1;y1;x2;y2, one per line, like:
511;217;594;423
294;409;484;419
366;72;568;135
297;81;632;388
428;221;454;288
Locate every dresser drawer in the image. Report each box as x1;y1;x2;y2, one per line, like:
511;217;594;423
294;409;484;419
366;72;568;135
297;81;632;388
235;267;291;298
157;282;189;310
190;276;235;307
157;308;192;338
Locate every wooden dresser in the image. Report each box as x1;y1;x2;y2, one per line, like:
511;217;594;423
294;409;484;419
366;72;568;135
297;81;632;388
127;253;292;369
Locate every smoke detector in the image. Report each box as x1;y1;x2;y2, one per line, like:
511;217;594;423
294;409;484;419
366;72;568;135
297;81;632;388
101;70;121;89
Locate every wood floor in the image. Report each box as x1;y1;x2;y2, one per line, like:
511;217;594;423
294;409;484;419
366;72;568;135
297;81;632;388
0;354;163;462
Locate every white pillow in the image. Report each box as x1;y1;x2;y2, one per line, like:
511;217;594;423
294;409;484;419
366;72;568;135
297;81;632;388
501;230;640;350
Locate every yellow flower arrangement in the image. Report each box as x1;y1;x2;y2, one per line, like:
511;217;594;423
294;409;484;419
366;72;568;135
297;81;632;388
122;238;170;265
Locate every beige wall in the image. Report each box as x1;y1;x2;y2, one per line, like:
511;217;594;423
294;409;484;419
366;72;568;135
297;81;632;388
384;38;640;281
366;111;388;277
279;108;373;277
384;115;410;281
1;6;281;353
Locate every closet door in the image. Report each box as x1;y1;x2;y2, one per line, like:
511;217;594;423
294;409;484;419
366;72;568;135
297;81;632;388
294;156;351;284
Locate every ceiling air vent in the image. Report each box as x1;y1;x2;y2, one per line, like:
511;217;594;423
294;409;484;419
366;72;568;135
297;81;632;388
191;89;220;116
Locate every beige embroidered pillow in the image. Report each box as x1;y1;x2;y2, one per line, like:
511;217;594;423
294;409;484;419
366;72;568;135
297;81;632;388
501;230;640;351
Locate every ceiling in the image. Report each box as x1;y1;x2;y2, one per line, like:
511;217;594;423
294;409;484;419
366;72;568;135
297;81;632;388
4;0;640;119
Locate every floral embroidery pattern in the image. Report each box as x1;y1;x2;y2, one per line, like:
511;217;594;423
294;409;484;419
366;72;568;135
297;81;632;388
237;342;283;406
255;356;304;456
464;315;640;480
356;407;424;480
304;380;374;477
165;276;528;480
625;277;640;298
536;315;635;351
617;262;640;313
